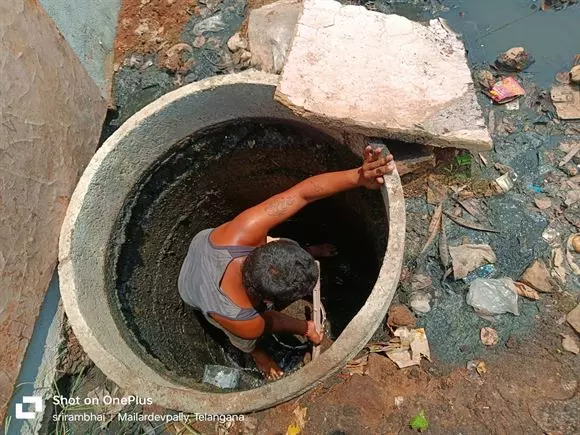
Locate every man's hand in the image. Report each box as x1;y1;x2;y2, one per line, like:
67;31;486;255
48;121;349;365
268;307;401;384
359;145;396;190
305;320;324;345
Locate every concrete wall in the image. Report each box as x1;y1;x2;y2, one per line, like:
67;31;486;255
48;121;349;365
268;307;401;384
39;0;121;100
0;0;107;423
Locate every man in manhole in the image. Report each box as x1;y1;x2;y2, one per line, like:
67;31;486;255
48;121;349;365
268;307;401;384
178;145;396;379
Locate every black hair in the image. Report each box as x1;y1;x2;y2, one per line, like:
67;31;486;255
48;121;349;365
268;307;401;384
242;240;318;305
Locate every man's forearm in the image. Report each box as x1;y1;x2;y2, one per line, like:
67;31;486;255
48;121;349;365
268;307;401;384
261;310;308;336
297;168;362;203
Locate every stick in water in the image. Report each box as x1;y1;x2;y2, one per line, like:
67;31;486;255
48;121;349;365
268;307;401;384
312;261;322;360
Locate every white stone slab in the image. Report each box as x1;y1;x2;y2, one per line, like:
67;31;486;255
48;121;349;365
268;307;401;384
275;0;492;151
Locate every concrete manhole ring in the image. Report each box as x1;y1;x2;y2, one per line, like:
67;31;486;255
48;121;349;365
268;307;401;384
58;70;405;414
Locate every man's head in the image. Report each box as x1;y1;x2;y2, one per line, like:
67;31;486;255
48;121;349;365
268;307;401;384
242;240;318;305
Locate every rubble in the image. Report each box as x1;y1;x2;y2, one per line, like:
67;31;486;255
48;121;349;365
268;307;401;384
387;304;417;329
480;327;499;346
520;260;555;293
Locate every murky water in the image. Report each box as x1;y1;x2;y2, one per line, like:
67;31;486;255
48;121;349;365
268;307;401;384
442;0;580;88
109;120;387;388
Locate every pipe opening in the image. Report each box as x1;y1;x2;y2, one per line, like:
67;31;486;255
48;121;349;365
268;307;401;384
108;119;388;390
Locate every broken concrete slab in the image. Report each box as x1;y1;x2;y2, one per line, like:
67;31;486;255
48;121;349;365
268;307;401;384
520;260;555;293
248;0;301;74
551;84;580;120
274;0;492;151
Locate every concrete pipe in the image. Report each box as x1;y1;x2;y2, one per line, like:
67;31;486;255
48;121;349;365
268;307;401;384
59;70;405;414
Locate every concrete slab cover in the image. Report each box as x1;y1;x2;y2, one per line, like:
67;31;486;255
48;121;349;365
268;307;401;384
0;0;106;423
58;70;406;414
275;0;493;151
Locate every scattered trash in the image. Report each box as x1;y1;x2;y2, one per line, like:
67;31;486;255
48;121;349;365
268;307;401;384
387;304;417;329
480;327;499;346
494;172;517;193
394;396;404;408
464;264;497;284
551;84;580;120
567;304;580;333
475;360;488;375
561;334;579;355
466;359;488;379
286;405;308;435
520;260;555;293
466;278;519;316
409;410;429;432
558;142;580;167
203;365;241;389
504;99;520;111
534;197;552;210
449;244;496;279
193;13;226;36
444;211;500;233
513;281;540;300
528;184;543;193
456;154;473;166
495;47;532;72
384;328;431;369
486;77;525;104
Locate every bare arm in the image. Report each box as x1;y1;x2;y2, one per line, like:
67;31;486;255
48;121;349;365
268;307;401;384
212;147;395;246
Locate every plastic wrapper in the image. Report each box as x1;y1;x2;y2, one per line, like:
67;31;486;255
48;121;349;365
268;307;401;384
466;278;519;315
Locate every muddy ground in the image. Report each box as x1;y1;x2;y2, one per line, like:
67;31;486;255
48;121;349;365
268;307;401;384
49;0;580;433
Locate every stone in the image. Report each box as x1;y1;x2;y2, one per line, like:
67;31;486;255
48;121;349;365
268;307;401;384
227;32;248;52
520;260;555;293
570;65;580;84
495;47;532;72
387;304;417;329
534;197;552;210
561;334;579;354
567;304;580;333
0;0;106;422
275;0;492;151
248;0;301;74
